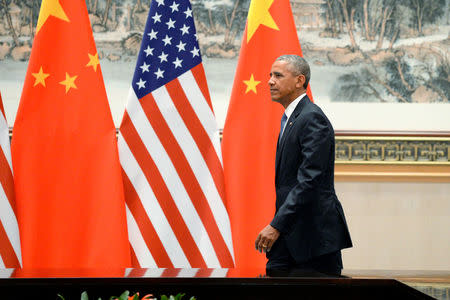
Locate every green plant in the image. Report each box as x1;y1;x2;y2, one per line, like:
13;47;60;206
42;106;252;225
57;290;195;300
161;293;196;300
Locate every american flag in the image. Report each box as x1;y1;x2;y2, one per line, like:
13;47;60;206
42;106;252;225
125;268;229;278
118;0;234;268
0;92;21;268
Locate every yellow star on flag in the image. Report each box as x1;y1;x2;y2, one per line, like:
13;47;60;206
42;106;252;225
246;0;279;43
59;72;78;94
32;66;50;87
243;74;261;94
86;53;100;72
36;0;70;34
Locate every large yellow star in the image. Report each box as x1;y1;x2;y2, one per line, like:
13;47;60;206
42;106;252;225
59;73;78;94
36;0;70;34
86;53;100;72
31;66;50;87
243;74;261;94
246;0;279;43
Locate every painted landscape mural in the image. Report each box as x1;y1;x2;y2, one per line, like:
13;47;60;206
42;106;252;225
0;0;448;127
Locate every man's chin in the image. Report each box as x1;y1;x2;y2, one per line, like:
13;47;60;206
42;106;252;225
271;98;281;104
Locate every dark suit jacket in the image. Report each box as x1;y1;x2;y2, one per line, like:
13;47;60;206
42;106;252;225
270;96;352;264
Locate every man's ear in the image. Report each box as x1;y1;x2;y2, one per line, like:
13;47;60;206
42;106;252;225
296;74;306;88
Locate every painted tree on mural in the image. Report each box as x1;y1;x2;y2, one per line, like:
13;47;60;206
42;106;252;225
334;52;449;103
191;0;249;48
322;0;411;51
87;0;135;31
322;0;448;51
20;0;39;40
323;0;341;37
407;0;446;35
1;0;20;45
336;0;359;50
323;0;449;103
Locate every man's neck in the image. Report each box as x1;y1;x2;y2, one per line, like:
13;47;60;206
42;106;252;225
284;93;307;120
282;89;306;109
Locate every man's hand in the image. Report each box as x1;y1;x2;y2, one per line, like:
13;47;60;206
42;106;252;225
255;225;280;253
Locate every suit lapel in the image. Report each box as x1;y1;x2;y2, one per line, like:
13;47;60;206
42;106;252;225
275;97;311;180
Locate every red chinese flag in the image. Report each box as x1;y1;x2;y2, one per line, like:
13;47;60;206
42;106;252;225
11;0;130;268
222;0;312;269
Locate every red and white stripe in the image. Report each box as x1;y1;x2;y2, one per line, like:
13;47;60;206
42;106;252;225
0;92;21;268
1;268;15;277
125;268;229;278
119;65;234;268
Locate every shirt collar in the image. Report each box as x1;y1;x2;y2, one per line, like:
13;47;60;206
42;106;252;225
284;93;306;120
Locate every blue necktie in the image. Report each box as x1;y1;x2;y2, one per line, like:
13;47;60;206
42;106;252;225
279;113;287;141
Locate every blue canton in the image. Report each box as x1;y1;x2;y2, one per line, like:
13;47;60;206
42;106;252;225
132;0;201;99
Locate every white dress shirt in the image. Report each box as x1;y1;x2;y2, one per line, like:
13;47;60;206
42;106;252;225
280;93;306;138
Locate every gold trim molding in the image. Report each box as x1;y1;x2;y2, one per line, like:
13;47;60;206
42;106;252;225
335;136;450;182
335;136;450;165
335;164;450;182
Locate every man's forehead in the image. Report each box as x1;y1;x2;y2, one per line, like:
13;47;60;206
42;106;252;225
270;60;292;74
272;60;289;68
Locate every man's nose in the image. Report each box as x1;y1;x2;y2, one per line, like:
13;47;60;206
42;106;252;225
268;77;274;85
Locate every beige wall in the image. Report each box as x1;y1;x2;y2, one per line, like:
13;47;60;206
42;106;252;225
337;182;450;271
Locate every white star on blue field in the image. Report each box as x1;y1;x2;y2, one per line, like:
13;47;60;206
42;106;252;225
132;0;201;99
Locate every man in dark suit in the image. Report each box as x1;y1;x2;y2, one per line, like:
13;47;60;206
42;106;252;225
255;55;352;277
